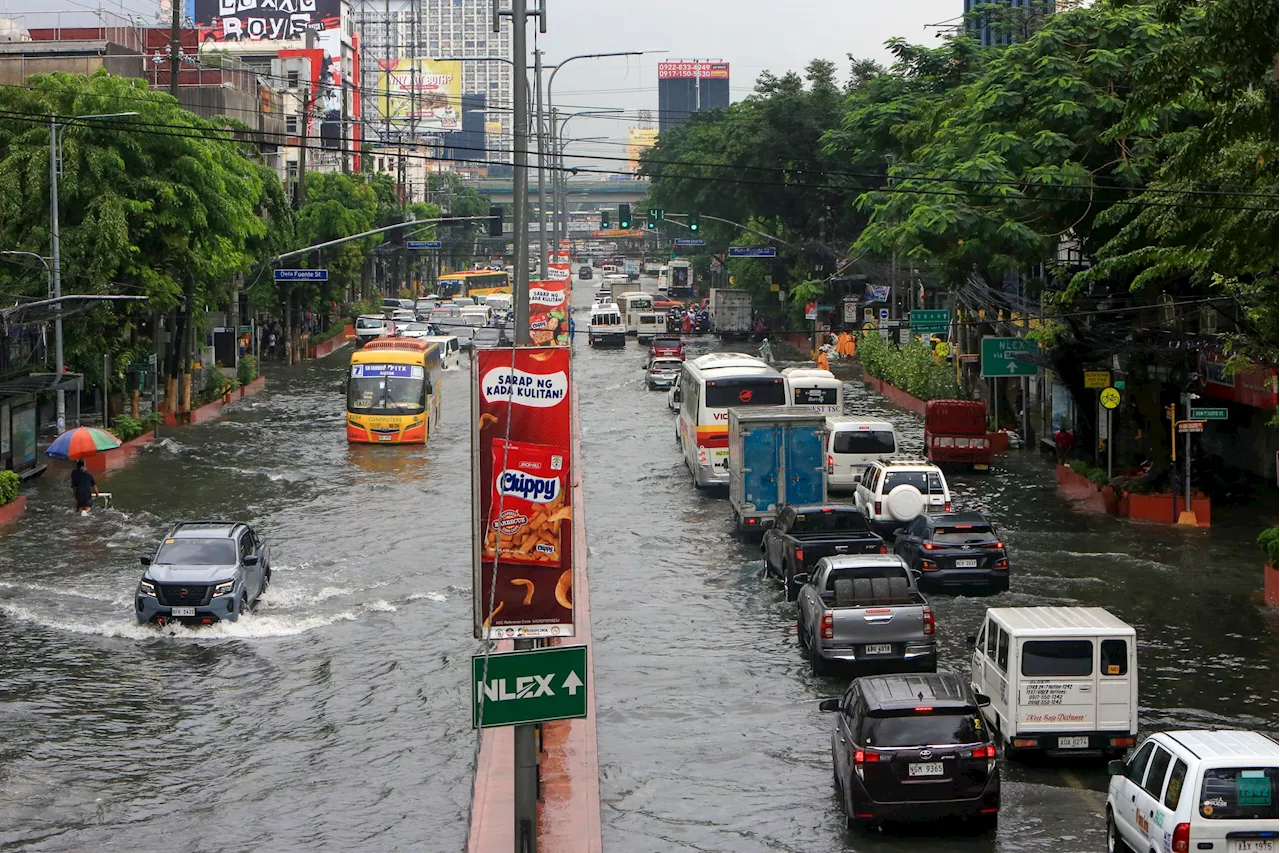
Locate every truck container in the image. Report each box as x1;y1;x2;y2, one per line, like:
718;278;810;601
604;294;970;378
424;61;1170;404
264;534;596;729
667;259;693;296
925;399;994;469
727;406;827;533
709;288;753;338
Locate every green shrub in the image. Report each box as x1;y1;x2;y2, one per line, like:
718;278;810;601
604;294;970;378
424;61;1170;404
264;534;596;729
309;320;347;346
348;299;380;322
109;415;144;442
0;470;18;506
1066;459;1091;476
1259;527;1278;567
857;331;960;402
1086;468;1111;486
237;356;258;386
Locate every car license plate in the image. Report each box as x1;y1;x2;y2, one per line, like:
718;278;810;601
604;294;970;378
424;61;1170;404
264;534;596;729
1058;736;1089;749
1233;842;1277;853
864;644;893;655
909;762;944;777
956;559;978;568
378;434;394;441
170;607;196;617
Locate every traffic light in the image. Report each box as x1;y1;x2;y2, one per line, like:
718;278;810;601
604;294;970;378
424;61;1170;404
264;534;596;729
618;204;631;229
689;213;700;232
488;205;503;237
647;208;664;230
600;208;610;228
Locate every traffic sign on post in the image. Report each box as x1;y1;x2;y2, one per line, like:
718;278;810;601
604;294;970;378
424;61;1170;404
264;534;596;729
727;246;777;258
471;645;588;729
1099;387;1121;409
274;269;327;282
1190;407;1228;420
980;337;1038;378
1084;370;1111;390
673;238;705;247
909;309;950;336
1177;420;1206;433
406;240;441;250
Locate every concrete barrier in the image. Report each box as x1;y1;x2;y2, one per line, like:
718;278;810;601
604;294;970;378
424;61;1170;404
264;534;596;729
308;335;349;359
0;495;27;526
163;376;266;426
1265;563;1277;608
85;430;155;473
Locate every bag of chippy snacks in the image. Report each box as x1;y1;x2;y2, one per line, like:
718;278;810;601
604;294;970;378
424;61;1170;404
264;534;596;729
484;439;571;566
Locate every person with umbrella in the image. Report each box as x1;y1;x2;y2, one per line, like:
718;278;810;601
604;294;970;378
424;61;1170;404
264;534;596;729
70;459;99;513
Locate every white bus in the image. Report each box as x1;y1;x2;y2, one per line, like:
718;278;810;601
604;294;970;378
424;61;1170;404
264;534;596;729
782;367;844;414
616;291;655;333
674;353;787;488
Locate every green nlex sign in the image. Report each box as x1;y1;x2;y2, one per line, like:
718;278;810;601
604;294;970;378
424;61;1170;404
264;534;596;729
471;645;588;728
980;337;1039;378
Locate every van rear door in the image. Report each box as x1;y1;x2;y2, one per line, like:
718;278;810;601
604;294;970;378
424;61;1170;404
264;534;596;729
741;423;781;513
1096;636;1135;733
1014;637;1097;744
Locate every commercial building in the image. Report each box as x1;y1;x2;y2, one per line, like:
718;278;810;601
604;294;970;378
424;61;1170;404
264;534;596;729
963;0;1055;47
657;60;729;135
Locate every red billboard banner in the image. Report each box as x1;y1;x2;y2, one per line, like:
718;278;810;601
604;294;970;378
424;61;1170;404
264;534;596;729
473;348;574;639
658;61;730;79
529;279;571;347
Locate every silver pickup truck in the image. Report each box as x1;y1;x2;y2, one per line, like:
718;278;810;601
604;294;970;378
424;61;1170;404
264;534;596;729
795;554;937;676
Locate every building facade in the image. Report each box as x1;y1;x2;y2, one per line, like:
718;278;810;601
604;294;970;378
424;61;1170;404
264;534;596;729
656;60;729;135
963;0;1056;47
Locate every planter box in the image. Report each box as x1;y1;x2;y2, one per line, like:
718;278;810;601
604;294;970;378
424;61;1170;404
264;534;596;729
1265;563;1278;608
864;375;929;417
1055;464;1110;513
344;323;356;340
309;335;348;359
0;494;26;526
1116;492;1211;527
165;376;265;425
85;429;155;473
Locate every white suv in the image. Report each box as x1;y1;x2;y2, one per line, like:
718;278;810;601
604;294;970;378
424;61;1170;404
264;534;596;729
854;458;952;537
1106;729;1278;853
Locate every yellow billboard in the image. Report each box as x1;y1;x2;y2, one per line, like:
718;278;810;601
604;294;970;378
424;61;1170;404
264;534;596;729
376;59;463;131
628;128;658;173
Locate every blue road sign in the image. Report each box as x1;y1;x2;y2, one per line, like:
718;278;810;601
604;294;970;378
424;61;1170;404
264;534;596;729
673;239;706;247
727;246;777;258
407;240;442;250
274;269;328;282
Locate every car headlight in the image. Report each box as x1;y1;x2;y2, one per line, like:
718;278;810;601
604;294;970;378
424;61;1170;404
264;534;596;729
139;579;156;597
213;580;236;598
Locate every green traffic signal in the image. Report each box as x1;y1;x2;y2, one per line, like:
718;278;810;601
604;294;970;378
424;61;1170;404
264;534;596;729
689;213;700;232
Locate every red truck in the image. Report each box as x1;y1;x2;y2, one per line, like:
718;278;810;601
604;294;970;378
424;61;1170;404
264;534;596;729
924;400;994;470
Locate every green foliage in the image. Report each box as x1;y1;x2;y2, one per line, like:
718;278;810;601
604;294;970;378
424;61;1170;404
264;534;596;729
0;470;19;506
236;355;258;386
309;319;346;346
108;411;161;442
1259;526;1278;567
1066;458;1112;487
197;370;237;405
857;329;960;401
347;299;380;321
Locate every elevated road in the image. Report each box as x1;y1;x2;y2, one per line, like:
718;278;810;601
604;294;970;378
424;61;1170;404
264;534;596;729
469;178;648;205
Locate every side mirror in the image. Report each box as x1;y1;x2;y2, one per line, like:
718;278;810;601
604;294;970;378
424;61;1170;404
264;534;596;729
791;573;810;586
854;475;862;484
975;693;991;707
818;699;839;712
242;555;259;566
139;555;152;566
673;390;682;402
1107;759;1127;776
966;635;977;647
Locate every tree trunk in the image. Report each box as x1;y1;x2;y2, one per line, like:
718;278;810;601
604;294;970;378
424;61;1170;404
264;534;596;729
285;287;295;365
164;308;183;415
180;280;195;414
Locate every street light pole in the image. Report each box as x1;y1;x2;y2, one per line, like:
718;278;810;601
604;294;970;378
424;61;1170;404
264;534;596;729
548;108;623;251
534;49;548;280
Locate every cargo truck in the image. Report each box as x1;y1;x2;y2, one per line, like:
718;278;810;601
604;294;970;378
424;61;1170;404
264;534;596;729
709;288;753;339
925;400;995;470
727;406;827;533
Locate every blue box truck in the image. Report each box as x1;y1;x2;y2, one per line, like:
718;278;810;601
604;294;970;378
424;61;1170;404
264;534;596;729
727;407;829;533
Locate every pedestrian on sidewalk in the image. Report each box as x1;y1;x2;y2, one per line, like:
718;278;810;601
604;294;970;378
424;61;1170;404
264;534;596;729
267;329;278;360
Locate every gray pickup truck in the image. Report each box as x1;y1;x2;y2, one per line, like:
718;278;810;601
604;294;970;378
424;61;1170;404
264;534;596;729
795;554;937;676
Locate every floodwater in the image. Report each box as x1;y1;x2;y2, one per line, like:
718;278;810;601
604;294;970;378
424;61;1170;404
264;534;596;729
0;283;1274;852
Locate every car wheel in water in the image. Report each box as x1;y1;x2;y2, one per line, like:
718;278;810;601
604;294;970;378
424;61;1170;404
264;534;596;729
238;592;249;620
809;635;829;677
970;814;998;834
1105;809;1130;853
784;570;800;602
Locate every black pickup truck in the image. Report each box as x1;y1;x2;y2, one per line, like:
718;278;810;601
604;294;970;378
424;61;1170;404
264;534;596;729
762;505;886;601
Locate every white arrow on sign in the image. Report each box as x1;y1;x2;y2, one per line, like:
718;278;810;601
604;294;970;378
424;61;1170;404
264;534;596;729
1006;361;1019;374
561;671;583;696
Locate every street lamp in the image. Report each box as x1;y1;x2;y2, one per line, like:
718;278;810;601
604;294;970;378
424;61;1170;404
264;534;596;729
50;111;137;432
550;110;623;250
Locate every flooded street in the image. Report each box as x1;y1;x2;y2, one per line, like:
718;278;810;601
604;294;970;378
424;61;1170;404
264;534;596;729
0;288;1275;851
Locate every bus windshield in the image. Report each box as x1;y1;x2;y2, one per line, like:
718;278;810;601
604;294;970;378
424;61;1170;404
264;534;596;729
704;378;785;408
347;364;427;415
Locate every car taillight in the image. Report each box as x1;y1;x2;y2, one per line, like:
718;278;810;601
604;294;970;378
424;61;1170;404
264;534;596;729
944;501;952;512
821;614;833;640
994;559;1008;569
922;542;935;551
827;455;834;475
1109;736;1135;747
922;608;935;635
878;545;887;554
874;501;882;515
854;749;880;763
991;540;1004;549
747;517;758;525
1171;822;1189;853
920;560;938;571
970;744;996;759
795;548;804;562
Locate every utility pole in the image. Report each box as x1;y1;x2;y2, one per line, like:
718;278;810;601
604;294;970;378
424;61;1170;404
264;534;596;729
342;78;351;174
168;0;180;100
296;84;309;210
534;49;548;280
49;117;65;434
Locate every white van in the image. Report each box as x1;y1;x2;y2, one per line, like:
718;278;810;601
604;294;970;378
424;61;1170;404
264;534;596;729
823;417;897;492
634;311;667;343
423;335;461;368
459;305;492;327
783;367;843;414
969;607;1138;759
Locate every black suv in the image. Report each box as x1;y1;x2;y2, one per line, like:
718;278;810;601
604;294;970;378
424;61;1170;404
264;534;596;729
820;672;1000;832
892;511;1009;593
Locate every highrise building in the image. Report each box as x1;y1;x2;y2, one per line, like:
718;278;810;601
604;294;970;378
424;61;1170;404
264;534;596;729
355;0;511;163
963;0;1055;47
657;60;729;135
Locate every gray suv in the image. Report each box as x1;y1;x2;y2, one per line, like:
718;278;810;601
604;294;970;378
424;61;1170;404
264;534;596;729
135;521;271;625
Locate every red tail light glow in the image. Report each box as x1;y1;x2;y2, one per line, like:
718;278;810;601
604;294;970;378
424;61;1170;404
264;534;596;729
1171;823;1189;853
853;749;880;763
874;501;882;515
921;560;938;571
922;542;935;550
994;559;1008;569
970;744;997;759
827;455;834;474
878;545;887;554
913;706;934;713
922;608;936;635
821;614;833;639
795;548;804;562
944;501;952;511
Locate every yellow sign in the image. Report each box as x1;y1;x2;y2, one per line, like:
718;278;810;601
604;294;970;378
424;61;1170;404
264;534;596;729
484;121;503;135
1099;386;1121;409
769;283;780;292
627;128;658;173
934;341;951;358
1084;370;1110;389
376;59;463;130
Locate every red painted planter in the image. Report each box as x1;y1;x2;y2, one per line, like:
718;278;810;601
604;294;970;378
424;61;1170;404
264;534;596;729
864;375;928;417
164;376;266;425
1116;492;1211;527
1055;465;1110;513
1265;563;1278;608
84;429;155;473
309;334;348;359
0;494;26;526
343;323;356;340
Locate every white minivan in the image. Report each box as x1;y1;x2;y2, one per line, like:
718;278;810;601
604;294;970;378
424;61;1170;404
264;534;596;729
969;606;1139;759
783;367;843;414
1106;729;1278;853
824;417;897;491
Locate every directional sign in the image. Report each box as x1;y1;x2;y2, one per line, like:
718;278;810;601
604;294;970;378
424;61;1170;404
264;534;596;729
909;309;950;336
727;246;777;258
471;645;588;728
1191;407;1228;420
980;337;1038;378
1177;420;1205;433
878;308;889;321
1099;386;1121;410
407;240;441;250
1084;370;1111;390
673;238;706;247
274;269;327;282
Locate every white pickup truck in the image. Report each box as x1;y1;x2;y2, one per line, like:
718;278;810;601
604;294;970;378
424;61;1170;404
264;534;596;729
795;555;937;676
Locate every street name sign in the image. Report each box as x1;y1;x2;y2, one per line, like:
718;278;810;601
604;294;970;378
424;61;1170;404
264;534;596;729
980;337;1038;378
1084;370;1111;389
727;246;777;258
1190;407;1228;420
407;240;441;250
274;269;327;282
471;645;588;728
909;309;950;336
673;238;706;247
1177;420;1205;433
